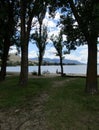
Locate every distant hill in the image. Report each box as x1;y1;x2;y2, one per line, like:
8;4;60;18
30;57;83;65
8;53;21;62
8;54;83;65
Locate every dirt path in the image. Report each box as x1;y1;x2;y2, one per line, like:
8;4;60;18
0;92;49;130
0;78;75;130
52;77;76;88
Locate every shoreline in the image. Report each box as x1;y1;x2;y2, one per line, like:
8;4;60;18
6;71;87;78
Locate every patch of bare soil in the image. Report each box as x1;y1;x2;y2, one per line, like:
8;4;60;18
0;92;49;130
0;78;76;130
52;78;76;88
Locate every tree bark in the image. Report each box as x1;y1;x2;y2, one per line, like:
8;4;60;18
38;22;42;76
69;0;98;94
85;36;98;94
19;0;28;86
19;0;37;86
0;40;10;81
60;56;64;76
38;52;42;76
19;43;28;86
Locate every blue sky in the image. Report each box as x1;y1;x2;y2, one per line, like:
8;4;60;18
9;8;99;64
28;43;88;63
28;10;88;64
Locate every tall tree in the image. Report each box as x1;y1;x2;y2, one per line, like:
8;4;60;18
35;4;47;76
32;25;48;76
68;0;99;94
51;0;99;94
51;30;66;76
19;0;28;86
19;0;48;85
0;0;17;81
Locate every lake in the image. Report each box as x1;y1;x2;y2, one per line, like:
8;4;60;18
6;65;99;75
5;65;88;75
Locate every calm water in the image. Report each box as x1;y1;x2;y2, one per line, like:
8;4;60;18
6;65;88;74
6;65;99;75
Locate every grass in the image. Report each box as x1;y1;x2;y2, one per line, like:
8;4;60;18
0;76;51;108
45;78;99;130
0;76;99;129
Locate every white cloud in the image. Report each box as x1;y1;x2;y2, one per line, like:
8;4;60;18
9;46;18;54
28;44;88;63
10;10;99;64
47;20;56;29
28;50;38;58
63;45;88;63
78;45;88;63
10;43;99;64
9;41;88;64
64;53;81;61
44;47;57;59
54;12;60;20
43;45;88;63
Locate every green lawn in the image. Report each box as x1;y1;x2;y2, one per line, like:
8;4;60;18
0;76;99;129
0;76;51;108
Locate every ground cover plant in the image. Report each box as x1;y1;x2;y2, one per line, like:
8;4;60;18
0;76;99;129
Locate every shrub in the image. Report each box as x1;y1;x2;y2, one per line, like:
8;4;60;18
32;71;37;75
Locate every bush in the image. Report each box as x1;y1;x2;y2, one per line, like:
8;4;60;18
32;71;37;75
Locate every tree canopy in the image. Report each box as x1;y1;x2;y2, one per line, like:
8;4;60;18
0;0;99;94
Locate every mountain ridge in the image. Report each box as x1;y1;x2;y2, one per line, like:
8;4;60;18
8;54;84;65
30;57;84;65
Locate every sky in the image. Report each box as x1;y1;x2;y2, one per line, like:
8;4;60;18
10;39;88;64
28;44;88;63
9;8;99;64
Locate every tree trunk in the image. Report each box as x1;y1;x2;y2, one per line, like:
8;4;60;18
38;22;42;76
19;43;28;86
60;56;64;76
38;52;42;76
19;0;28;86
85;37;98;94
0;40;10;81
68;0;98;94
